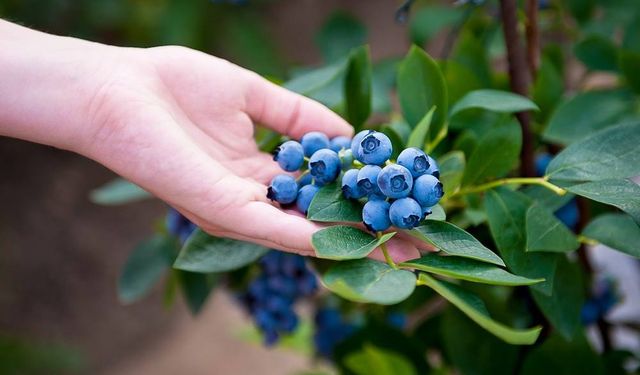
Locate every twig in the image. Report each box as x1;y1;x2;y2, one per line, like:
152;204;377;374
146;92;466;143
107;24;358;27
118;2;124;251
525;0;541;80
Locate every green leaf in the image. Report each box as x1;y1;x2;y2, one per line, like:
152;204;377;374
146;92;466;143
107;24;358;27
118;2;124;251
521;333;605;375
307;183;362;223
90;178;151;205
620;50;640;94
315;11;367;63
397;45;448;141
322;259;416;305
546;121;640;181
409;5;464;46
564;179;640;224
118;235;174;304
409;220;505;266
574;34;620;72
371;58;400;113
173;229;269;273
406;106;436;149
532;56;564;123
312;226;395;260
426;204;446;221
284;58;349;108
177;270;217;315
400;254;543;286
542;90;635;146
449;89;539;118
344;46;372;129
462;119;521;186
526;204;580;253
437;151;465;197
522;185;575;212
380;124;405;160
484;188;559;295
418;274;541;345
583;213;640;258
345;344;417;375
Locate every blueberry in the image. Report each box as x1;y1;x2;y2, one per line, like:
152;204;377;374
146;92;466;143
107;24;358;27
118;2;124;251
389;198;423;229
301;132;330;157
356;131;393;165
166;208;197;243
413;174;443;207
535;153;553;177
273;140;304;172
339;149;354;170
296;184;320;214
377;164;414;199
425;155;440;178
362;200;392;232
341;169;364;199
397;147;430;177
357;165;382;196
267;174;298;204
309;149;341;184
350;130;373;159
330;136;352;152
422;205;433;219
297;173;313;187
555;199;579;230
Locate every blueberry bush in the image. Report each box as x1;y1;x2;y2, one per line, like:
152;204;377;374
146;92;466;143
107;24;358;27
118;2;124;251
89;1;640;373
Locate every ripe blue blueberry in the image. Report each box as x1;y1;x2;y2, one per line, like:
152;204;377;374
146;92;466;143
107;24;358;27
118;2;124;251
273;140;304;172
362;200;392;232
389;198;422;229
426;155;440;178
397;147;430;177
535;153;553;177
341;169;364;199
357;165;382;196
422;205;433;219
377;164;413;199
356;131;393;165
350;130;373;159
330;136;352;153
296;184;320;214
297;173;312;187
412;174;444;208
309;149;341;184
267;174;298;204
301;132;330;157
339;149;354;170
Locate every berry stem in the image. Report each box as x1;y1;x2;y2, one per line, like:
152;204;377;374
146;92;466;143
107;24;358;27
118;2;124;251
377;232;398;269
296;170;310;182
453;177;566;196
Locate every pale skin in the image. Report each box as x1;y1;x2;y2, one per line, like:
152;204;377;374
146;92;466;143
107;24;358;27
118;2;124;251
0;19;427;261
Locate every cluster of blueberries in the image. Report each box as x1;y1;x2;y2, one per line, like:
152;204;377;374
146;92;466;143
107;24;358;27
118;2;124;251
239;251;318;346
313;307;357;358
267;130;444;232
581;276;620;326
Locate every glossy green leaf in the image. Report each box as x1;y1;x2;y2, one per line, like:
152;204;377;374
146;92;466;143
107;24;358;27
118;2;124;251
118;235;174;304
437;151;465;197
316;11;366;63
620;50;640;94
484;188;559;295
345;344;417;375
284;58;349;109
526;204;580;253
371;58;400;113
583;213;640;258
574;35;620;72
521;333;605;375
532;56;564;123
442;60;483;106
532;256;585;339
522;185;575;212
542;90;635;146
178;270;217;315
409;6;464;46
397;45;447;141
312;226;395;260
323;259;416;305
418;274;541;345
409;220;505;266
406;106;436;149
173;229;269;273
546;121;640;181
426;204;446;221
451;31;493;88
564;179;640;224
345;46;372;129
307;183;362;223
400;254;543;286
450;89;539;118
90;178;151;205
462;119;521;186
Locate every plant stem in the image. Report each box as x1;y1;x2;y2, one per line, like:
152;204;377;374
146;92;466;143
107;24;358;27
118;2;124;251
296;170;309;182
454;177;567;197
377;232;398;269
525;0;540;80
499;0;535;177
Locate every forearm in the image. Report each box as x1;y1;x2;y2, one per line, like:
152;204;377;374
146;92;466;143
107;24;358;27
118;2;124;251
0;19;122;152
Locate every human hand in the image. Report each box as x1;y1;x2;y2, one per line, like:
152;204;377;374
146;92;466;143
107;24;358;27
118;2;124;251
0;21;427;259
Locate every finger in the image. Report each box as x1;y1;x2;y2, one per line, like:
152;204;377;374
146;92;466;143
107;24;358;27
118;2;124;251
227;152;286;184
209;230;315;257
244;74;354;139
369;237;420;264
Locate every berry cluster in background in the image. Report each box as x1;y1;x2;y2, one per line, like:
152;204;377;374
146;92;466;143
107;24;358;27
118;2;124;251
238;251;318;346
268;130;444;232
166;208;197;244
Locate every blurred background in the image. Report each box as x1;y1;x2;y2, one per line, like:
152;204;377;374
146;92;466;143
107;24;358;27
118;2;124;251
0;1;412;374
